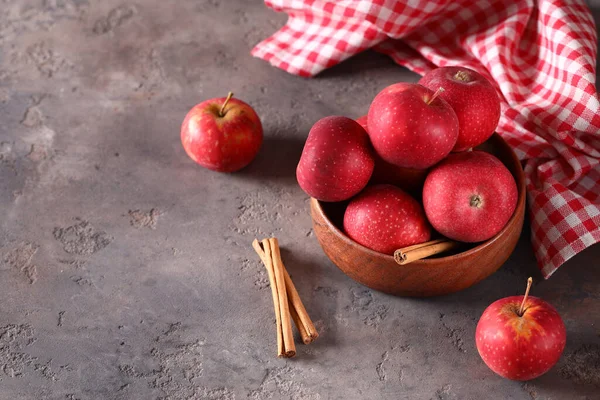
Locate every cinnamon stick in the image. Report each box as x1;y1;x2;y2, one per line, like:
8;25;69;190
289;302;311;344
252;238;318;349
395;238;447;254
267;238;296;358
283;267;319;344
258;239;284;356
394;239;459;265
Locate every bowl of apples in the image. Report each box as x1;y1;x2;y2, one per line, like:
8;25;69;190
298;67;526;297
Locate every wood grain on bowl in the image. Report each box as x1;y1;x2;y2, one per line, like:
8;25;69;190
310;133;526;297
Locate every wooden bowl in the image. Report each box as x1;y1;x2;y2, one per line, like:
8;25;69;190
310;134;526;297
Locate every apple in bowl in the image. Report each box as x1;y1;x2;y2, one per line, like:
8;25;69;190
343;184;431;255
423;151;518;243
419;66;501;152
356;115;428;197
367;83;459;169
296;116;375;202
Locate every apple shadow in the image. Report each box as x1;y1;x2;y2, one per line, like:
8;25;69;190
279;246;343;349
315;49;413;80
279;245;327;310
521;343;600;399
236;135;305;186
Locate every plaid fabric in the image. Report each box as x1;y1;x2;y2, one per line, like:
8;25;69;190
252;0;600;278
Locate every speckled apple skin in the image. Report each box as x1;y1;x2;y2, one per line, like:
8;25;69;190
476;296;566;381
367;83;459;169
356;115;428;196
180;97;263;172
355;115;368;131
343;184;431;255
297;116;375;202
419;66;501;152
423;151;517;242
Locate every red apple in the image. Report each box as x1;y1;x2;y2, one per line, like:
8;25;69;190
343;184;431;255
423;151;517;242
356;115;428;195
367;83;458;169
476;278;566;381
297;116;374;202
371;153;429;196
180;92;262;172
356;115;368;131
419;66;501;152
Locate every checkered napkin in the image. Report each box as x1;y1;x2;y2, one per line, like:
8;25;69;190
252;0;600;278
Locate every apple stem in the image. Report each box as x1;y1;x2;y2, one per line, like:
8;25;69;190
427;87;445;105
518;277;533;316
219;92;234;117
454;70;471;82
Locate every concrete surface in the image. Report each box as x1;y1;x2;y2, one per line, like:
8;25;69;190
0;1;599;399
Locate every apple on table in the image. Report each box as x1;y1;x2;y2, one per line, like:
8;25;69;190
476;278;567;381
181;92;263;172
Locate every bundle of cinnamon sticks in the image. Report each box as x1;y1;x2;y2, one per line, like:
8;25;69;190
252;238;318;358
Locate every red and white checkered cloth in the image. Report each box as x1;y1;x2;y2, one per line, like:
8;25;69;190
252;0;600;278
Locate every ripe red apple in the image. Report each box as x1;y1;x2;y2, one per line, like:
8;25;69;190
423;151;517;242
476;278;566;381
371;153;430;197
419;66;501;152
297;116;374;202
180;92;263;172
356;115;428;196
367;83;458;169
355;115;368;131
343;184;431;255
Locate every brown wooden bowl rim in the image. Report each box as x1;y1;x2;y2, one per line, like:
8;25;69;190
311;133;527;267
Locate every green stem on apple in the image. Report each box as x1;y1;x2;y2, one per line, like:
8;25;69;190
219;92;234;117
426;87;445;105
518;277;533;316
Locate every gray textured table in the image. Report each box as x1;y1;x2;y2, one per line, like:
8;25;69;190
1;1;599;399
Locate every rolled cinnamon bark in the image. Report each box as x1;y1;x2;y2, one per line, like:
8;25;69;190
256;239;285;356
267;238;296;358
394;239;459;265
282;267;318;343
253;238;319;351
